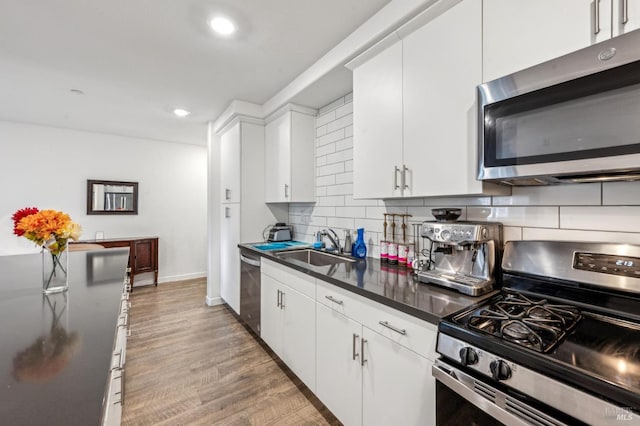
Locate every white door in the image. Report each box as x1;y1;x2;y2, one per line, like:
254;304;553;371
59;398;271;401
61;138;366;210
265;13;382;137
264;112;291;202
220;204;240;314
483;0;612;82
361;327;435;426
315;303;363;426
613;0;640;35
220;122;241;203
281;285;316;392
403;0;482;197
260;274;284;356
352;38;403;199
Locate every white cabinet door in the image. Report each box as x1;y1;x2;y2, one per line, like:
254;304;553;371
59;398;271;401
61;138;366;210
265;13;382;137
316;303;363;426
362;327;435;426
260;274;284;356
220;204;240;314
403;0;482;197
483;0;612;82
281;285;316;392
613;0;640;36
352;38;403;199
265;112;291;203
220;122;241;204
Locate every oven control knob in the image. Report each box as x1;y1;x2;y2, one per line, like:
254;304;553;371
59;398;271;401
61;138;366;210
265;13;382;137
459;347;478;366
489;360;512;381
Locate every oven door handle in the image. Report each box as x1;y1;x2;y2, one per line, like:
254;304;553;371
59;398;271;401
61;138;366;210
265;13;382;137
432;360;561;426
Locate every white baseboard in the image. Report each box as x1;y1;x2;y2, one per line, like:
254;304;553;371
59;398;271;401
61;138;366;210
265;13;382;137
158;271;206;283
206;295;223;306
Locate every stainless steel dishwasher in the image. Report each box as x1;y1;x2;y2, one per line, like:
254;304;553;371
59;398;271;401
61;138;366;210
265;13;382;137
239;248;261;335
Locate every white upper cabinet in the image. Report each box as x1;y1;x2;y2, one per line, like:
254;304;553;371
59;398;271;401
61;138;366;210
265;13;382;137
403;0;486;197
220;122;241;204
348;0;509;199
352;37;403;199
483;0;640;82
264;106;316;203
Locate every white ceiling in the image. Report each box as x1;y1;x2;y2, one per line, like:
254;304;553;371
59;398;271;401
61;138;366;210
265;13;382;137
0;0;390;145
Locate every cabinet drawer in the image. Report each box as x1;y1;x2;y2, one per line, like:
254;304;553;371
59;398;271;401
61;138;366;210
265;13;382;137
360;302;437;361
316;279;369;323
262;259;315;298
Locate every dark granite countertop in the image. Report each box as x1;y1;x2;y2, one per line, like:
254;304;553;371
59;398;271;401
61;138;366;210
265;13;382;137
0;249;129;426
239;243;496;325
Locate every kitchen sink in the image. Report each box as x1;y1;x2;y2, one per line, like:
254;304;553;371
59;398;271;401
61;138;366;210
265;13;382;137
275;249;355;266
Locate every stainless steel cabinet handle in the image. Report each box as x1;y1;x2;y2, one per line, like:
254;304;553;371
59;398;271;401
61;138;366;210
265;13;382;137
361;338;367;366
325;295;344;305
284;184;289;198
393;166;400;190
280;291;285;309
594;0;601;34
352;333;360;360
402;164;409;189
623;0;629;24
277;290;281;308
379;320;407;335
225;188;231;200
225;207;230;218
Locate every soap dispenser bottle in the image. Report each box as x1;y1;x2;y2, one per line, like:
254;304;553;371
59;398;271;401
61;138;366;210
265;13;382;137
353;228;367;259
343;230;352;255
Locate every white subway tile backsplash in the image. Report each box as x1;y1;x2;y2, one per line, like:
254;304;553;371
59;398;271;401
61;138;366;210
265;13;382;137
344;195;378;207
318;128;345;146
407;206;468;222
327;216;355;229
316;110;336;127
336;137;353;151
312;206;336;216
467;206;559;228
325;148;353;164
317;195;345;206
503;226;523;242
560;206;640;232
318;96;345;116
316;186;327;196
317;175;336;186
309;216;328;227
335;102;353;119
316;156;327;167
317;162;345;177
335;206;366;218
289;204;315;215
327;114;353;132
423;196;491;207
326;183;354;196
384;198;425;207
522;227;640;244
365;206;407;219
317;143;335;157
603;181;640;205
345;160;353;172
335;172;353;185
358;218;384;234
492;184;600;206
345;92;353;102
345;125;353;138
316;125;327;137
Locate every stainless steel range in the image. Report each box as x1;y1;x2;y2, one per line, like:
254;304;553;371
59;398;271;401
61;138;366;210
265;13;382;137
433;241;640;426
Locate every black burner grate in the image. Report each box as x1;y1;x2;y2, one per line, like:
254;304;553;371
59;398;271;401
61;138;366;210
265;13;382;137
467;292;581;352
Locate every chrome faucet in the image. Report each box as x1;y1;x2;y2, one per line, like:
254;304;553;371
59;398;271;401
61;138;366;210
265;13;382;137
320;229;341;253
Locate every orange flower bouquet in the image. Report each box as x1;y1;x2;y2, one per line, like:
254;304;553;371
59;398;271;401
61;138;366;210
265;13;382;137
12;207;82;293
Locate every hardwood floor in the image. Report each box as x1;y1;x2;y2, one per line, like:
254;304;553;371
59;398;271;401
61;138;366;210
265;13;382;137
122;279;340;425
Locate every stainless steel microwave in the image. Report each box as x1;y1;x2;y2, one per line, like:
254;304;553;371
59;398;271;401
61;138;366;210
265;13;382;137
478;29;640;185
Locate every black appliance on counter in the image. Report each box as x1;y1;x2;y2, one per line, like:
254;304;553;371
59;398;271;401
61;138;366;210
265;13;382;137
267;223;293;242
434;241;640;426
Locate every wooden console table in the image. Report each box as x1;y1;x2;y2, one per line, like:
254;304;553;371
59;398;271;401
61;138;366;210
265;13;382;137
72;237;158;289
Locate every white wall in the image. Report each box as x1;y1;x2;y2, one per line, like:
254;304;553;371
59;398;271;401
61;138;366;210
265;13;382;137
289;93;640;255
0;121;208;284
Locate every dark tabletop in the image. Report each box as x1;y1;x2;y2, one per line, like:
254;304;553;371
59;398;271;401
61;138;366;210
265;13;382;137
0;249;129;426
239;243;496;324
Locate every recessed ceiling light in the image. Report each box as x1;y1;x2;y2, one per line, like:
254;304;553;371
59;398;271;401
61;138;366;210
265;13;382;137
209;16;235;35
173;108;191;117
70;89;85;95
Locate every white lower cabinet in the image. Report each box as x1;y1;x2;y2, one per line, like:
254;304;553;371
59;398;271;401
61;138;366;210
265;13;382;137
316;303;364;426
260;262;316;392
361;327;435;426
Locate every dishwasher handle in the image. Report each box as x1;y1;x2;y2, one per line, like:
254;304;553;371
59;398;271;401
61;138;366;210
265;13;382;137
240;254;261;267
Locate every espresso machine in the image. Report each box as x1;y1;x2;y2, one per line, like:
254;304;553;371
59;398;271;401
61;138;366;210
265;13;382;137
414;209;502;296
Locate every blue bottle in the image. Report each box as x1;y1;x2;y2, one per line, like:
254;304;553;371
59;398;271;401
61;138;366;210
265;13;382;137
353;228;367;259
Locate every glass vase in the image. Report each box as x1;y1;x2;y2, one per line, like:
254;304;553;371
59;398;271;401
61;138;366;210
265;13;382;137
43;246;68;294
